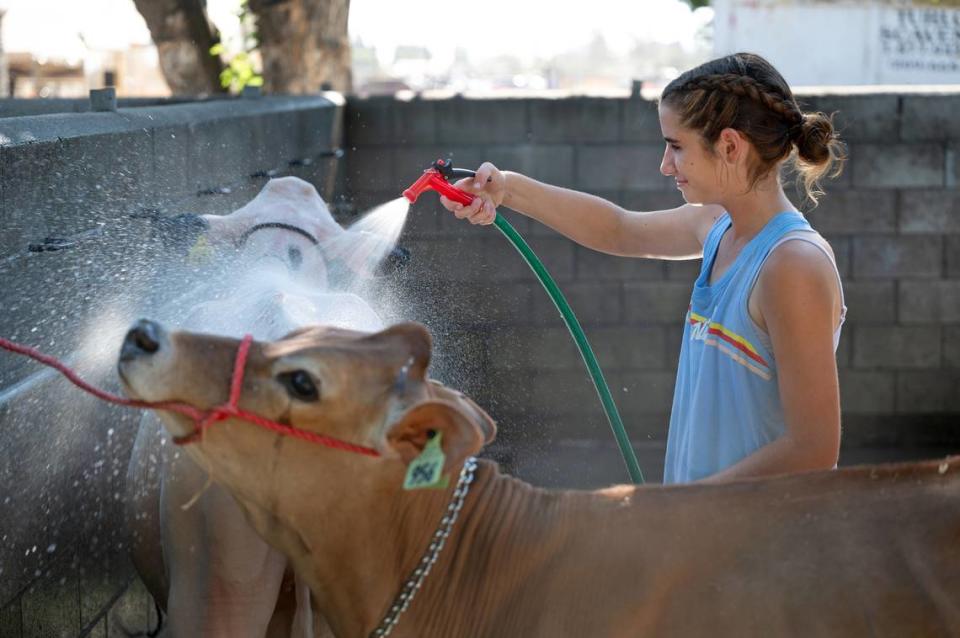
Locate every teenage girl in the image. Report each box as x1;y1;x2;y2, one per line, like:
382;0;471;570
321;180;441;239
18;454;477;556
441;52;847;484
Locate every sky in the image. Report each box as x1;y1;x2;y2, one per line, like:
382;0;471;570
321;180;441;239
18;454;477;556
0;0;712;65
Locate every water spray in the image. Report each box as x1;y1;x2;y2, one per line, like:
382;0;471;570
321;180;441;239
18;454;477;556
403;160;644;485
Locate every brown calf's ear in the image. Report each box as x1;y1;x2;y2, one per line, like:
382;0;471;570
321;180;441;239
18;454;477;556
460;394;497;445
426;379;497;445
386;400;485;472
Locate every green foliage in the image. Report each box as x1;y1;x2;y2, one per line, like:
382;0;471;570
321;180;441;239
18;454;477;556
680;0;710;8
209;0;264;93
213;47;264;92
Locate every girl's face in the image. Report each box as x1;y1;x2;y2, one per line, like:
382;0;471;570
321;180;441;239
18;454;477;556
658;103;724;205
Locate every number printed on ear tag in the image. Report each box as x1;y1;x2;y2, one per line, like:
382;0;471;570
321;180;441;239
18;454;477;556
403;432;449;490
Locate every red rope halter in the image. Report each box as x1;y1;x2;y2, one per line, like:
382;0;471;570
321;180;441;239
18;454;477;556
0;334;381;457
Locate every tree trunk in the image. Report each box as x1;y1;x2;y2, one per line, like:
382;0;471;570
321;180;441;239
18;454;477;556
248;0;352;94
132;0;227;95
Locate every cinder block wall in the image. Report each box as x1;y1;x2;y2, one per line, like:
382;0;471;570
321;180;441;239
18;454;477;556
0;95;341;637
342;92;960;484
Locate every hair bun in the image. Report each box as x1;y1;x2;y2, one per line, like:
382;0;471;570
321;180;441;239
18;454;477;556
795;112;834;166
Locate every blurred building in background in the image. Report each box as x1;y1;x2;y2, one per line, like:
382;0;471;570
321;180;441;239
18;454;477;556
4;44;167;98
7;53;85;97
89;45;169;96
713;0;960;86
351;32;711;97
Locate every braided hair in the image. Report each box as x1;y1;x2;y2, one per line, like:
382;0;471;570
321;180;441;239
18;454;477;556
661;53;845;205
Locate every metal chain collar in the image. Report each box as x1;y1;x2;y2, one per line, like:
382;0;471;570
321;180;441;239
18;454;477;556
370;456;479;638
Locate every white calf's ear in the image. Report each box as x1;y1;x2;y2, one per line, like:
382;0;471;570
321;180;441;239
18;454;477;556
386;400;485;471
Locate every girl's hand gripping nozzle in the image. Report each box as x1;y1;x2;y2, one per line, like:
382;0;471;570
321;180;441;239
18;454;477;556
402;159;479;207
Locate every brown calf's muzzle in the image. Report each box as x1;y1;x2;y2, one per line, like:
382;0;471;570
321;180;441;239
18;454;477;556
119;319;261;438
120;321;248;403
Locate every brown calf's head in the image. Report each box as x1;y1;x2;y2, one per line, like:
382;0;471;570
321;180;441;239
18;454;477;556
117;319;496;503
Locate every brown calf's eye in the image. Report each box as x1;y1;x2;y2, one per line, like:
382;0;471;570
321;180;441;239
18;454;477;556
277;370;320;402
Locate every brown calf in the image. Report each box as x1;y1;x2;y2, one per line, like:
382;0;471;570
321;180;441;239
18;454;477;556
119;320;960;638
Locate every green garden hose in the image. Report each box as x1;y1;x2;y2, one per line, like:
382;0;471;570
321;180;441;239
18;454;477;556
492;214;644;484
403;161;644;484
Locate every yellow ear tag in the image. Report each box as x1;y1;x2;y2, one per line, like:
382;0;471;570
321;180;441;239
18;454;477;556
187;235;214;264
403;432;449;490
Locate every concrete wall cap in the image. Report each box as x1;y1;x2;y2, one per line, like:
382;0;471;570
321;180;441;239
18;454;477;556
0;95;339;147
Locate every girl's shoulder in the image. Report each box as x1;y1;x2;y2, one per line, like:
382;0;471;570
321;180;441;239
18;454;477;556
766;227;838;274
753;233;844;328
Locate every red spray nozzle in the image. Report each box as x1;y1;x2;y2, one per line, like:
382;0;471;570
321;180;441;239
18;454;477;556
402;170;443;204
402;159;477;207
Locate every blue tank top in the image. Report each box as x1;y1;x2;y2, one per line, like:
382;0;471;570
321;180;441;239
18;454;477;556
663;210;833;484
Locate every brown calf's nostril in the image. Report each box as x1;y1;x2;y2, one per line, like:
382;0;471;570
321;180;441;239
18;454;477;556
121;320;163;361
134;329;159;353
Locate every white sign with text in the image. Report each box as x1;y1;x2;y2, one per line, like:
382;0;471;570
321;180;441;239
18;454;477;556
713;0;960;85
